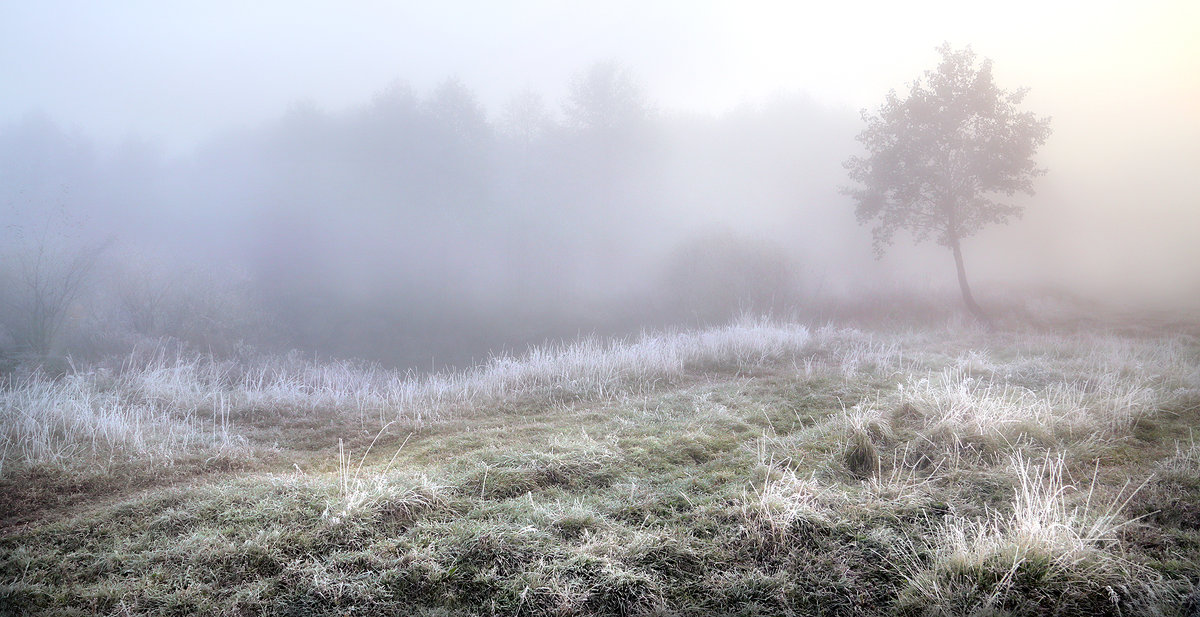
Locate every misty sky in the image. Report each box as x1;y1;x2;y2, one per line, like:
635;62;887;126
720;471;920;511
2;1;1199;311
4;1;1196;150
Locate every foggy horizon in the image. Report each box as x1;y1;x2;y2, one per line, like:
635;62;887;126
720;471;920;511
2;1;1199;369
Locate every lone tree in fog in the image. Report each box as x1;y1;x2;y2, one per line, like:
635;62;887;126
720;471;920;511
843;44;1051;320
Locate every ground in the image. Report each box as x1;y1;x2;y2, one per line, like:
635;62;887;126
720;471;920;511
1;318;1198;615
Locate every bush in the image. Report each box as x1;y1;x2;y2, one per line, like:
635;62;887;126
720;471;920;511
659;230;799;323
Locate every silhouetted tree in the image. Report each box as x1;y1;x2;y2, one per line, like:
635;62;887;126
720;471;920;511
554;62;660;287
422;78;492;215
563;61;648;135
843;44;1051;320
426;78;490;146
500;89;555;150
2;237;107;360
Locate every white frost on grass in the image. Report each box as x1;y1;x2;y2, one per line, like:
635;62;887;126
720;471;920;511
903;452;1148;608
0;317;815;471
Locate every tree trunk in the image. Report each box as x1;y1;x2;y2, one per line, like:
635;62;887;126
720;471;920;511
950;237;988;322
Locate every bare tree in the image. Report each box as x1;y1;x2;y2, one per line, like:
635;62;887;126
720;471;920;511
4;241;106;358
1;201;108;361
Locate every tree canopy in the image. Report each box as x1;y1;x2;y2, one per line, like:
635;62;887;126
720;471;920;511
843;43;1052;317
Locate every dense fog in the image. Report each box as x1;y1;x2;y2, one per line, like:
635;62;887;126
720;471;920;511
2;2;1197;369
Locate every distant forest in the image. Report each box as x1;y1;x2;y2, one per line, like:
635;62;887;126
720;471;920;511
0;63;868;369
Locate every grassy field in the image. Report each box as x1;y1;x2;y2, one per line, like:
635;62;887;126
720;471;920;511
2;317;1199;616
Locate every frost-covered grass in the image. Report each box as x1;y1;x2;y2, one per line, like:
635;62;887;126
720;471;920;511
1;318;1198;616
0;369;243;473
899;453;1154;613
0;317;816;471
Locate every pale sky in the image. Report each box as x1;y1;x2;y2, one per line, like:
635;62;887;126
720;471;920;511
2;1;1196;151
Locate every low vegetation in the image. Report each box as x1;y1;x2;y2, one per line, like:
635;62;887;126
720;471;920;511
2;316;1198;615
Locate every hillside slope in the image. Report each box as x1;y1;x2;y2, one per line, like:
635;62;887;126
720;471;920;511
2;319;1198;615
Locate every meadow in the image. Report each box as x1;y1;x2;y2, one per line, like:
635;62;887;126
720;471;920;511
2;315;1198;616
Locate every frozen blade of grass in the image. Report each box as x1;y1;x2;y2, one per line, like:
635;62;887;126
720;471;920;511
324;467;450;525
0;367;244;470
995;452;1144;568
901;451;1153;612
738;439;844;548
1158;432;1200;476
326;425;420;522
865;443;945;504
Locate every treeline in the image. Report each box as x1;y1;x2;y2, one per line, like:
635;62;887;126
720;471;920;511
0;63;860;371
